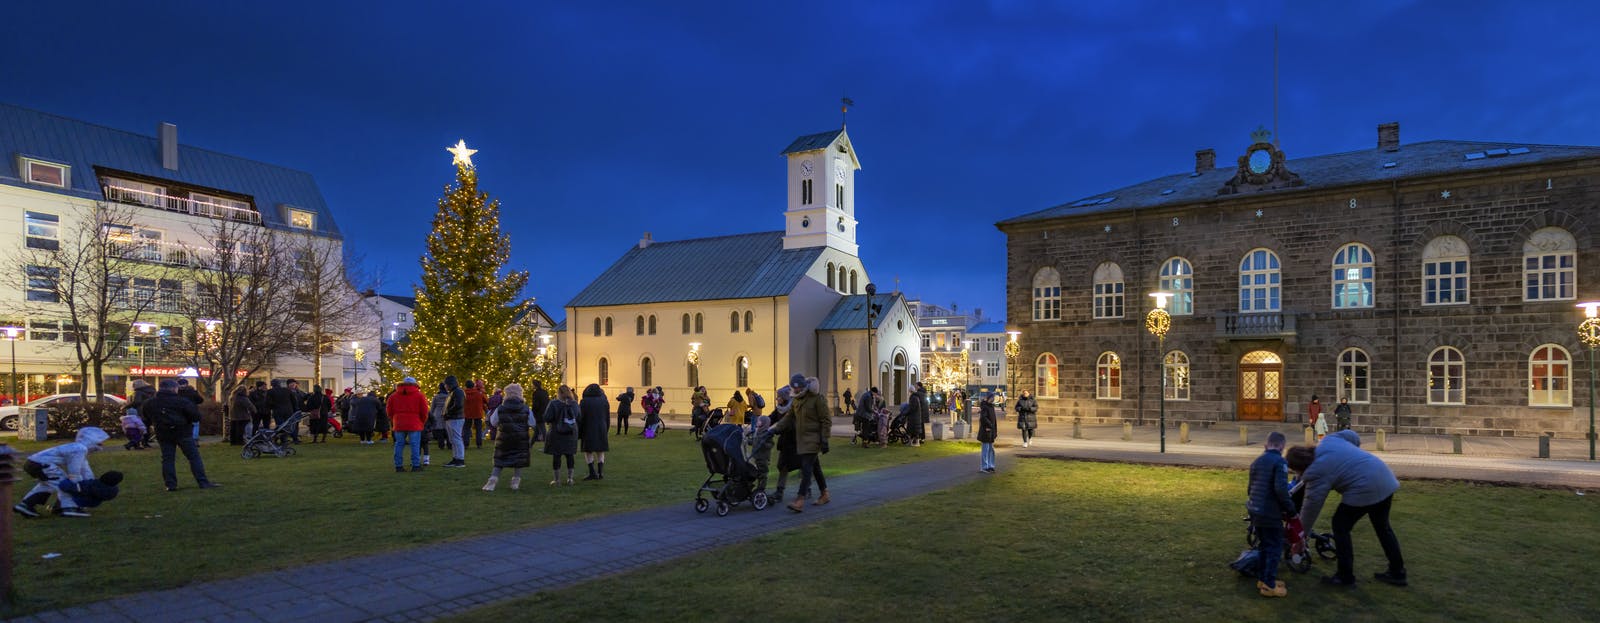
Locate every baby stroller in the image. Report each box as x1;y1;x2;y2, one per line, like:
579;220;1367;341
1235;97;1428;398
327;414;344;439
853;408;892;447
241;411;305;459
885;408;911;446
691;407;724;441
694;423;772;517
1241;480;1337;572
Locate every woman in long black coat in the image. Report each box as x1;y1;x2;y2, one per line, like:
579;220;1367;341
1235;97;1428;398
577;383;610;480
542;385;580;486
304;385;332;443
348;391;380;443
483;383;531;491
1014;390;1039;448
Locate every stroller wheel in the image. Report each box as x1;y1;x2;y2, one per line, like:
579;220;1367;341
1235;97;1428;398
242;446;261;459
274;448;289;458
1315;535;1337;560
333;430;343;439
1287;551;1312;573
715;501;731;517
752;491;769;511
282;446;297;456
694;498;709;514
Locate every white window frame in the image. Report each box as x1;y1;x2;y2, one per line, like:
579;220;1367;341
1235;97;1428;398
1035;353;1058;399
1239;248;1282;313
1422;236;1470;306
1163;351;1190;401
1529;344;1572;407
1338;348;1371;404
21;157;68;188
25;265;60;303
1427;346;1465;406
1331;243;1375;309
1523;228;1576;302
1096;352;1121;400
1032;267;1061;321
1159;257;1194;316
1092;262;1125;319
287;208;316;230
24;211;60;251
985;361;1000;377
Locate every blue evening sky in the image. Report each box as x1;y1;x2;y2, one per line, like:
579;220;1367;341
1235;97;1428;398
4;1;1598;322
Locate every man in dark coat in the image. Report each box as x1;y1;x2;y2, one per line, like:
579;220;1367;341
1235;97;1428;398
442;375;467;467
266;379;299;443
577;383;610;480
614;386;635;436
176;378;205;405
146;380;220;491
349;391;380;443
977;392;998;472
910;383;929;447
528;381;551;442
248;381;271;435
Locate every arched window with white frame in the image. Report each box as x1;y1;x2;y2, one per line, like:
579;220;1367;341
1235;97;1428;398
736;355;750;387
1092;262;1125;319
1338;348;1370;404
1239;248;1282;312
1159;257;1194;316
1529;344;1571;407
1427;347;1465;405
1164;351;1190;401
1422;235;1470;305
1032;267;1061;321
1523;227;1576;301
1035;353;1058;398
826;262;836;290
1096;352;1121;400
1332;243;1375;309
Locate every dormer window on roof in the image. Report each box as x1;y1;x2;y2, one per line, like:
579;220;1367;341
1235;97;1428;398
287;207;315;230
19;157;68;188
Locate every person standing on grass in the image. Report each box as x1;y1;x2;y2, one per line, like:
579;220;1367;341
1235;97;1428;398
769;375;830;512
578;383;610;480
303;385;331;443
267;379;299;444
429;382;451;450
977;392;998;473
350;390;379;444
486;386;504;443
1297;429;1407;589
228;386;254;446
1333;398;1353;432
463;379;487;449
640;387;663;437
725;391;749;427
529;380;550;443
441;376;467;467
909;382;929;447
543;385;580;486
1014;389;1038;448
615;386;635;436
482;383;532;491
388;377;430;472
148;380;220;492
248;381;270;439
1247;431;1295;598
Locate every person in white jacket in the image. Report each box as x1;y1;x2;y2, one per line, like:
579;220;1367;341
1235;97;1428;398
14;426;109;518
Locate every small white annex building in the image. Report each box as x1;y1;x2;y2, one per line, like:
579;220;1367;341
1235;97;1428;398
564;128;921;411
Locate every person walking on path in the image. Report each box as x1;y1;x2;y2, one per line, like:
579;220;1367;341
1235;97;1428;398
228;386;254;446
769;386;798;501
1333;398;1353;432
387;378;430;472
1308;395;1325;439
483;383;532;491
578;384;610;480
463;380;487;449
769;374;831;512
529;380;550;443
1014;390;1038;448
349;390;379;444
977;392;998;473
1298;429;1408;588
615;386;635;435
1247;431;1295;597
147;380;220;492
13;426;109;518
543;385;580;486
725;391;749;427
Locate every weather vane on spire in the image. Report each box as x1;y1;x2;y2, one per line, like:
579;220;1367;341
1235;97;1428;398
447;139;478;167
841;96;854;127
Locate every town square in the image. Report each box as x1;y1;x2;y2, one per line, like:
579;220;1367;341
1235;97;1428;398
0;2;1598;622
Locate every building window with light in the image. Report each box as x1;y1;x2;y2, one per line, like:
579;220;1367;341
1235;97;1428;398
1239;248;1282;312
1523;227;1576;301
687;361;700;388
1032;267;1061;321
1332;242;1375;309
842;359;853;380
1427;346;1465;405
1096;352;1121;400
1339;348;1371;403
1092;262;1125;319
1159;257;1194;315
1035;353;1058;399
1164;351;1190;401
397;312;408;323
1529;344;1571;407
598;357;610;385
1422;236;1470;305
736;356;749;387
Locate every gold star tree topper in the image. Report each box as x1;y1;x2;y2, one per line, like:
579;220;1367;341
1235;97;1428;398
447;139;478;167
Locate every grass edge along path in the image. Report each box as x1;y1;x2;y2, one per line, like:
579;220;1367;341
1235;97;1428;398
447;456;1600;623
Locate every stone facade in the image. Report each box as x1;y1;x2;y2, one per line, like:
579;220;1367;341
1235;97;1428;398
999;127;1600;438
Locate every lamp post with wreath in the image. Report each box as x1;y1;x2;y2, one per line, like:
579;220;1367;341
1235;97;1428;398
1146;292;1172;454
1577;301;1600;461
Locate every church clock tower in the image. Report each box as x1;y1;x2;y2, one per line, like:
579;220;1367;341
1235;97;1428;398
780;128;860;255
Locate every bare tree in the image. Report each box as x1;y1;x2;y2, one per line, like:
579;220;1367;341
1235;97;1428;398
289;233;378;389
177;217;303;401
9;201;174;399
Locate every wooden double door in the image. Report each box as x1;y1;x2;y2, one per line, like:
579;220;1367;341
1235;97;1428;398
1237;350;1284;422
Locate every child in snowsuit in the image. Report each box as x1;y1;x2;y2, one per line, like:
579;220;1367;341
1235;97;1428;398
121;409;148;451
14;426;110;518
57;470;123;512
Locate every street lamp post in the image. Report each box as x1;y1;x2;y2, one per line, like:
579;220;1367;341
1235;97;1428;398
1005;331;1021;396
1577;302;1600;461
351;341;365;391
1;328;22;406
1146;292;1173;453
132;322;157;390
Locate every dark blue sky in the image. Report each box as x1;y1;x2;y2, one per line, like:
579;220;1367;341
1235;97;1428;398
5;1;1599;321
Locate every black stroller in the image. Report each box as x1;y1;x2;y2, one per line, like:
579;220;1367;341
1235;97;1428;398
691;407;724;441
885;407;911;445
853;408;891;446
694;423;772;517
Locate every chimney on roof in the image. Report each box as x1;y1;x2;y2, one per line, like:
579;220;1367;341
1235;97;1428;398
159;122;178;171
639;231;652;249
1378;122;1400;152
974;307;982;319
1195;149;1216;174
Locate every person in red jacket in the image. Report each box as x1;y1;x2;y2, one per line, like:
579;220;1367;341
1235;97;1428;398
463;380;488;449
387;377;431;472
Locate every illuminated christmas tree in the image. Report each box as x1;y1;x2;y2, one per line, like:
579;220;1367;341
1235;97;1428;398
400;141;530;386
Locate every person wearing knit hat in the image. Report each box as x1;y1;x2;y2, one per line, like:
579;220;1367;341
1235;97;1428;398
769;375;832;512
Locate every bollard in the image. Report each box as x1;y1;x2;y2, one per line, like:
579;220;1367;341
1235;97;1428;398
1072;418;1082;439
1122;422;1133;441
1304;427;1314;446
1179;422;1190;444
0;442;16;606
1376;429;1387;451
1452;433;1463;454
1240;425;1249;446
1538;434;1551;459
932;420;945;441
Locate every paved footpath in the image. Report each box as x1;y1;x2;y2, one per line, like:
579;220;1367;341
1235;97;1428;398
15;452;992;623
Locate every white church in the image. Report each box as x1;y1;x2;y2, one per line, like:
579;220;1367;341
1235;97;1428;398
562;127;921;412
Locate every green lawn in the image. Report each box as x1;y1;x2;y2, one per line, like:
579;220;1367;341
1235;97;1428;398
3;432;971;616
450;458;1599;623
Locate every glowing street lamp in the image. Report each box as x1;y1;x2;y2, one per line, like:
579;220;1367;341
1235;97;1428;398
2;327;23;406
1005;330;1021;396
132;322;158;389
1147;292;1173;453
1577;301;1600;461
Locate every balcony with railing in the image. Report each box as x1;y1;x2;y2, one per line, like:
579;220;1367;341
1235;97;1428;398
1214;311;1297;340
103;184;263;225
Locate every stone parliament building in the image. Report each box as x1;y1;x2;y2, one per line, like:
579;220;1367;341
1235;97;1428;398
997;123;1600;438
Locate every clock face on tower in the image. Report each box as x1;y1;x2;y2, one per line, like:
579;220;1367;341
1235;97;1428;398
1247;149;1271;174
834;158;847;181
801;160;813;176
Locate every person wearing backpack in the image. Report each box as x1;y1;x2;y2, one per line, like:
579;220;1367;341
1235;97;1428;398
543;385;580;485
146;380;220;492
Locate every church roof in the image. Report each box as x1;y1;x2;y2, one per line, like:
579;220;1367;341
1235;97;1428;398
997;139;1600;227
566;231;824;308
780;129;845;155
817;294;903;331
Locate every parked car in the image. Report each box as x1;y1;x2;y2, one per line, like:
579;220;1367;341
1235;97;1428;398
0;393;127;432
